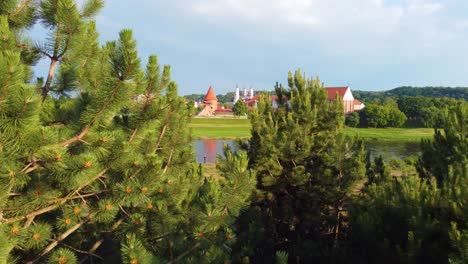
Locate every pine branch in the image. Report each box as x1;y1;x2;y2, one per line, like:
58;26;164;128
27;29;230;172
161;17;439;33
79;218;124;264
11;0;33;16
167;242;201;264
0;69;12;106
128;87;156;142
152;109;176;153
162;148;174;174
41;58;59;102
60;126;90;147
27;212;97;264
4;202;64;224
60;75;129;147
3;168;109;224
17;43;53;60
62;243;103;260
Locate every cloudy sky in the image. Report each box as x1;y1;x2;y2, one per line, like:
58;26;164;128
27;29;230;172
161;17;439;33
33;0;468;95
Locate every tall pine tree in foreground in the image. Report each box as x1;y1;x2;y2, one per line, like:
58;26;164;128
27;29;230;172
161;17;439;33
234;70;366;263
0;1;255;263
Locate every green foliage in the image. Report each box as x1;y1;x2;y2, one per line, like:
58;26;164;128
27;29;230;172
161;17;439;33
234;70;367;262
185;92;235;104
361;101;407;128
0;3;254;263
353;86;468;101
418;103;467;184
275;251;288;264
347;103;467;263
345;111;360;127
233;99;248;116
48;248;79;264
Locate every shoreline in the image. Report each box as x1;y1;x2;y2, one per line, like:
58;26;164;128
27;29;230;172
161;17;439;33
190;117;435;142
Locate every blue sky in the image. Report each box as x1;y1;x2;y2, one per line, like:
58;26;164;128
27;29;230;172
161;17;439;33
32;0;468;95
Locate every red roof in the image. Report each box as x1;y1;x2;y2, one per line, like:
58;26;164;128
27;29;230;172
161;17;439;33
354;99;363;105
325;87;349;100
244;94;260;106
204;86;217;102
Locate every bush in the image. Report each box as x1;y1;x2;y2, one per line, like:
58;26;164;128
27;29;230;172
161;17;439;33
345;112;360;127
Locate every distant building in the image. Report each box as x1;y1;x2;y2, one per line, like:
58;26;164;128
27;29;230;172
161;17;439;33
354;99;365;111
198;86;218;116
233;86;254;103
269;86;364;114
325;87;357;114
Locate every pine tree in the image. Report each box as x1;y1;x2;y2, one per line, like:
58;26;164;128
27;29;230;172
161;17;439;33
418;103;467;185
347;103;467;263
234;70;366;262
0;1;254;263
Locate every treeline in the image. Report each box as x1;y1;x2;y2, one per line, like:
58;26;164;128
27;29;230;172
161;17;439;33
350;86;467;128
353;86;468;101
184;92;235;103
188;86;468;105
348;96;465;128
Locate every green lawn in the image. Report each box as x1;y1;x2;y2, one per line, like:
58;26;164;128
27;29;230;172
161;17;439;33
344;127;435;141
190;117;251;139
189;117;435;141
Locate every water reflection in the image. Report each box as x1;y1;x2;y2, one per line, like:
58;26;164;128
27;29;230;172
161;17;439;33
365;140;420;160
194;139;236;163
194;139;421;163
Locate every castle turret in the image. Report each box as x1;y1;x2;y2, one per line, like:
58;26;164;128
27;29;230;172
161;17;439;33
197;86;218;116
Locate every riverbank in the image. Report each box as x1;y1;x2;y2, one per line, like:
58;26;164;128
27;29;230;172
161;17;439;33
190;118;435;141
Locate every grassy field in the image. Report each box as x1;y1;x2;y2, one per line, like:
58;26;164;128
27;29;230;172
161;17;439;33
189;117;435;141
344;127;434;141
190;117;251;139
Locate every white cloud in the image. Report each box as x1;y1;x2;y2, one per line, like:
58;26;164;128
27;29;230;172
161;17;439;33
163;0;463;55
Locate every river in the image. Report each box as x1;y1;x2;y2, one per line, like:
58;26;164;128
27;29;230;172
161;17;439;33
194;139;421;163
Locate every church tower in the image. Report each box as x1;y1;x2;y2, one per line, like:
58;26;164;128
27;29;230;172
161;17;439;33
234;85;240;103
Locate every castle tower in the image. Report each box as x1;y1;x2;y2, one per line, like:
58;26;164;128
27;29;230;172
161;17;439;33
250;87;254;99
197;86;218;116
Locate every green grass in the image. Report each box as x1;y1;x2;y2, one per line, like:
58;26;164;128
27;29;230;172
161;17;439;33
190;117;251;139
189;117;435;141
345;127;434;141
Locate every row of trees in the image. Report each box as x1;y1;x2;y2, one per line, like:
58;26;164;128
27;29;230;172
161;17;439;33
396;96;465;127
185;92;235;104
347;96;465;128
353;86;468;101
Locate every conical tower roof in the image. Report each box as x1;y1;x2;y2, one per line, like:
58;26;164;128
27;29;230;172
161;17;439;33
204;86;217;102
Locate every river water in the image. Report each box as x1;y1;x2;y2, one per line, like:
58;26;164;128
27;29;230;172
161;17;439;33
194;139;421;163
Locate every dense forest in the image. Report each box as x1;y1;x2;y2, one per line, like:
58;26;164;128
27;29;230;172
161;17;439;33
353;86;468;102
0;1;466;263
